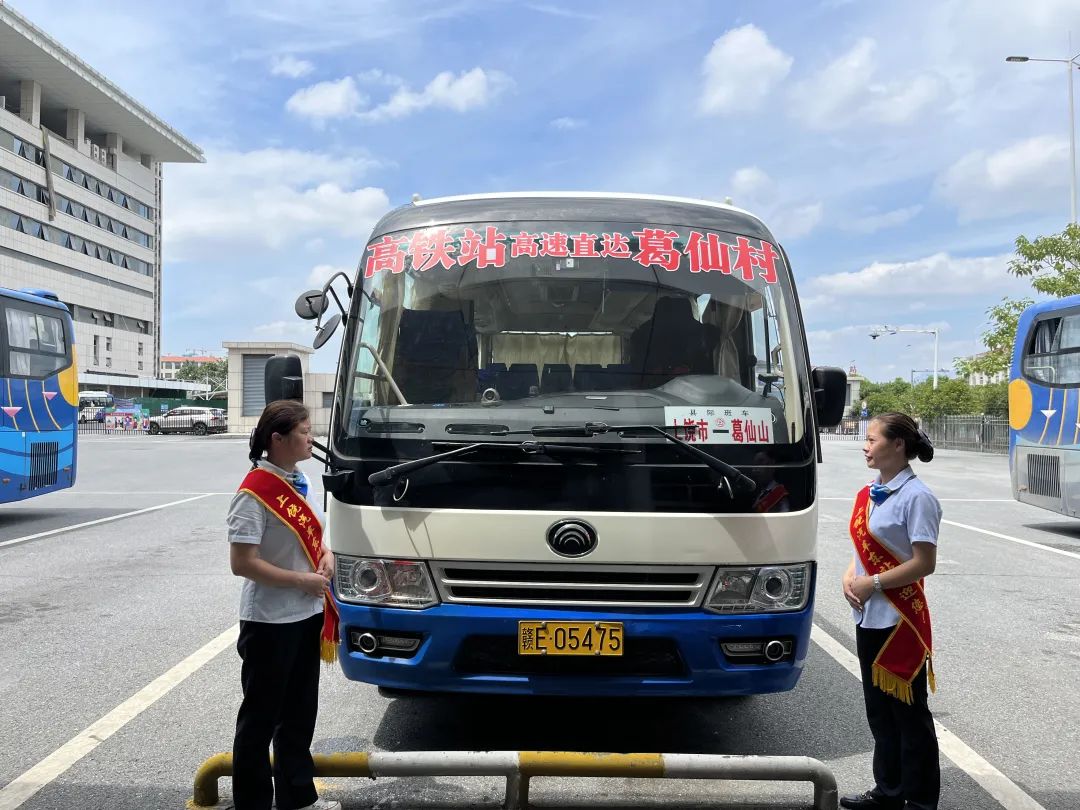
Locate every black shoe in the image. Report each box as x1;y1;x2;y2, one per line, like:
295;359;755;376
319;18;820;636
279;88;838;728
839;791;904;810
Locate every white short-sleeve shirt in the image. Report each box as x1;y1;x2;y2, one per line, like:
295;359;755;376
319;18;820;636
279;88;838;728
852;466;942;629
227;460;326;624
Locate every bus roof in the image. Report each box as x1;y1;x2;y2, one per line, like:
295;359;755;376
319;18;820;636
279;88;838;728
1021;294;1080;320
0;286;71;313
371;192;778;244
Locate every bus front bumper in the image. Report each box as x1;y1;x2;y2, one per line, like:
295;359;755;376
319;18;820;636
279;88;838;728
333;601;814;697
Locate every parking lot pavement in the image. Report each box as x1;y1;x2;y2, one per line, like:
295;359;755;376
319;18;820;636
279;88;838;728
0;437;1075;809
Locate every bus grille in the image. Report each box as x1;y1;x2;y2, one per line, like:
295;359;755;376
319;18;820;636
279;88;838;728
431;562;712;608
29;441;59;490
1027;453;1061;499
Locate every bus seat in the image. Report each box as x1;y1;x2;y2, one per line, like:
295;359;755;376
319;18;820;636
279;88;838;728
501;363;539;399
630;297;710;385
542;363;573;393
394;309;476;403
478;362;506;392
604;363;634;390
573;363;603;391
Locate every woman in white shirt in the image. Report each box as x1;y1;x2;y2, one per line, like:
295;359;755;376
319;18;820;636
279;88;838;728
227;400;339;810
840;412;942;810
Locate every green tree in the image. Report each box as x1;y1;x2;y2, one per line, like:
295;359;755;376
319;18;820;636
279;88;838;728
954;297;1033;379
861;378;916;416
973;381;1009;417
912;378;976;420
176;359;227;394
1009;222;1080;297
959;223;1080;380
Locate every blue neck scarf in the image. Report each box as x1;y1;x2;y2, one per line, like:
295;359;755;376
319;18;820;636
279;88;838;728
869;483;892;505
286;471;308;498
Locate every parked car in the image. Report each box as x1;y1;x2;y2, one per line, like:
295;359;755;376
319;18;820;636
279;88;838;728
147;407;227;436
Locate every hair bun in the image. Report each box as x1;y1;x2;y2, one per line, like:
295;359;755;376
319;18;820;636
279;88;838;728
916;429;934;463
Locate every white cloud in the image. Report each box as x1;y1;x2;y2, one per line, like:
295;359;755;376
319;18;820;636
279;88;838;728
935;135;1071;222
801;252;1026;314
789;38;943;129
726;166;824;241
843;205;923;234
699;25;793;115
270;54;314;78
307;264;352;288
286;76;365;121
163;147;389;262
772;203;825;240
254;320;316;340
550;116;586;130
359;67;512;123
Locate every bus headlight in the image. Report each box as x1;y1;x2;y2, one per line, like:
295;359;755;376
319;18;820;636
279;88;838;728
705;563;811;613
335;556;439;609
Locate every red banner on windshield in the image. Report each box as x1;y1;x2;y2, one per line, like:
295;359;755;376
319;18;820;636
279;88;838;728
364;227;780;284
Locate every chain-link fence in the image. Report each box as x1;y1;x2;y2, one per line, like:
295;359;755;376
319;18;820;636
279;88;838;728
820;415;1009;454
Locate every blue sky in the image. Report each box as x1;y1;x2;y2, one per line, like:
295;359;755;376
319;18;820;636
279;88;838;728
13;0;1080;379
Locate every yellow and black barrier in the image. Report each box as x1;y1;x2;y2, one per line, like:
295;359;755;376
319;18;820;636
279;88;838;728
191;750;838;809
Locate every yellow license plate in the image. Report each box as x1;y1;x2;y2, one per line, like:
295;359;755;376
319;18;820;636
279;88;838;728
518;621;624;656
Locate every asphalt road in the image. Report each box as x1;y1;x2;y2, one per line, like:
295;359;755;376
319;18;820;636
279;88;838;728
0;434;1076;809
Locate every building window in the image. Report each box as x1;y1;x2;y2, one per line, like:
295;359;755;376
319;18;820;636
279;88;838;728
106;337;112;352
138;361;143;371
0;206;154;277
322;391;334;409
93;334;100;365
105;357;111;368
138;342;144;357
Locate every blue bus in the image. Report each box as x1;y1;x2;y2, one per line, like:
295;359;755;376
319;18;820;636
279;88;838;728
0;287;78;504
1009;294;1080;517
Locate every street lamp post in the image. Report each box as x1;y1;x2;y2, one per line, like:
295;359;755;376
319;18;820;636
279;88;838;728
1007;49;1080;224
869;325;941;389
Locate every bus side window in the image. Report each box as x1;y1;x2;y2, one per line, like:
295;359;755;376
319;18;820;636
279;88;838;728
4;306;69;378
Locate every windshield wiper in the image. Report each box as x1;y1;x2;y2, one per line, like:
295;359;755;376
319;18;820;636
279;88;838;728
367;440;640;486
514;422;757;493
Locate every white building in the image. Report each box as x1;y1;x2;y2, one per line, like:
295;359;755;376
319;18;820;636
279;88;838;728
224;342;335;437
960;353;1008;386
0;4;202;389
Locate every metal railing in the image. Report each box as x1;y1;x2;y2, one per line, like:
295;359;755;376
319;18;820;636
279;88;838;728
192;750;839;809
77;413;228;436
819;415;1009;455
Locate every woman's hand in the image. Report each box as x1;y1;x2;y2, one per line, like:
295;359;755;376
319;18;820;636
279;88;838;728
851;575;875;605
842;569;863;610
297;571;331;597
317;550;335;580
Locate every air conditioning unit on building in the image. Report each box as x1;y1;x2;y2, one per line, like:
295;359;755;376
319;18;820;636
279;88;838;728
90;143;100;161
106;148;118;169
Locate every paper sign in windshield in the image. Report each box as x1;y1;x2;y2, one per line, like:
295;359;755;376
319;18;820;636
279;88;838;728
663;406;774;445
365;227;780;284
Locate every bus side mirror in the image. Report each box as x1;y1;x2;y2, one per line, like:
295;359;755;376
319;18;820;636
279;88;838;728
295;290;328;320
812;367;847;428
265;354;304;403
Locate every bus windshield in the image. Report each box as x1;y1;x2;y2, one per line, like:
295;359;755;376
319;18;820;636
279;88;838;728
342;220;805;454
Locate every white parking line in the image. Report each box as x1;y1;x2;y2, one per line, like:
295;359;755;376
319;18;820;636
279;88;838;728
0;494;216;550
942;519;1080;562
0;624;238;810
811;625;1047;810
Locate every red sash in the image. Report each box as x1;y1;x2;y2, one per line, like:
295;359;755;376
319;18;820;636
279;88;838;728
239;468;339;664
754;483;789;513
850;485;935;704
